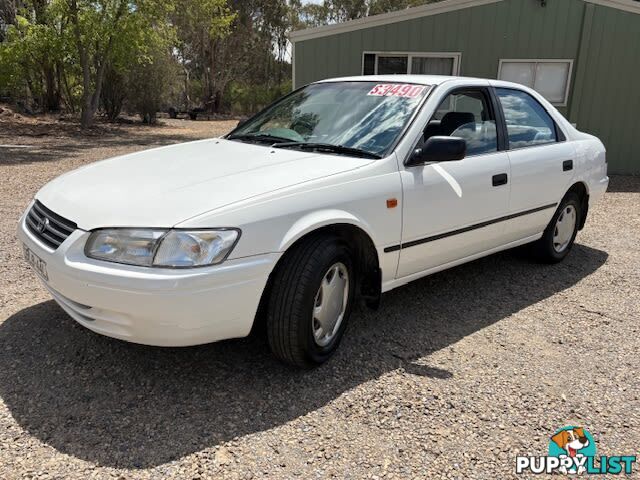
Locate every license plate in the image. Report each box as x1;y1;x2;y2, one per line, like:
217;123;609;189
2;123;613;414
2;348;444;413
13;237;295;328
23;244;49;281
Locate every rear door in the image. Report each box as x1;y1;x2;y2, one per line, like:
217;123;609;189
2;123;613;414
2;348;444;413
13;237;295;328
397;86;511;278
493;87;575;242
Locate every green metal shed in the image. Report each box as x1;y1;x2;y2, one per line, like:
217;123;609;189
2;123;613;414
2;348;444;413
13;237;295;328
290;0;640;174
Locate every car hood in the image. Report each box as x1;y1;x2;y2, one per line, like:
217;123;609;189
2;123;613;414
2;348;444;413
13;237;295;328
36;138;373;230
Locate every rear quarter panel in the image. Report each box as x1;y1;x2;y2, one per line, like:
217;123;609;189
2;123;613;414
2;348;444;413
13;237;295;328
573;137;608;205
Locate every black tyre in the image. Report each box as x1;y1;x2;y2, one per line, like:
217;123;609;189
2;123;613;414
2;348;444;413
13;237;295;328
266;234;355;368
531;192;581;263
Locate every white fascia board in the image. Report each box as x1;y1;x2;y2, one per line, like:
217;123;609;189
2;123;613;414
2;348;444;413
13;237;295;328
290;0;640;43
584;0;640;14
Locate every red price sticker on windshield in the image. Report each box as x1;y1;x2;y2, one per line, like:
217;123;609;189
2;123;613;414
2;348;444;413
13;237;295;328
368;84;426;98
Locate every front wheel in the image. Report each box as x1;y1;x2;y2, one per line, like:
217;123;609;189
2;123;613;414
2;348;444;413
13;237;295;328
266;235;355;368
531;192;581;263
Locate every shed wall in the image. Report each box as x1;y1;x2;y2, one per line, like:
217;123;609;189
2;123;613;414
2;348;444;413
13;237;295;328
293;0;640;173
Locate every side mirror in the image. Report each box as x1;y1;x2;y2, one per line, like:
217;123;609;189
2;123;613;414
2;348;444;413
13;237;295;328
406;136;466;167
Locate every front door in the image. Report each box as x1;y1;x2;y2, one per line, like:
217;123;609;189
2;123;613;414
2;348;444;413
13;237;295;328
397;87;511;278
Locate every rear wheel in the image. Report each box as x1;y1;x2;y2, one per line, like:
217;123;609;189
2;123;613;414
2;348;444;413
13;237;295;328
531;192;581;263
266;234;355;368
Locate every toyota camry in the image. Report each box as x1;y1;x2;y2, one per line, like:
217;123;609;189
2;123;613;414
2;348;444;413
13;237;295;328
18;75;608;367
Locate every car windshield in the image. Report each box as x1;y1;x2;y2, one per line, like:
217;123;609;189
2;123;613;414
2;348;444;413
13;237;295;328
228;81;431;157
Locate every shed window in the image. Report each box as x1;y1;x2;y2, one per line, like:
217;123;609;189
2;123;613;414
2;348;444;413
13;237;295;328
412;57;455;75
378;56;408;75
362;52;461;76
363;53;376;75
498;60;573;106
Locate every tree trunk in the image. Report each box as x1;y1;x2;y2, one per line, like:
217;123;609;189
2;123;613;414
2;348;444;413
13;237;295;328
70;0;94;128
43;63;60;112
80;97;94;128
58;62;75;113
71;0;126;129
91;58;109;117
79;49;94;128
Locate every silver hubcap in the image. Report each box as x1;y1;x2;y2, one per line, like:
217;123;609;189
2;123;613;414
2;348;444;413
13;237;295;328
553;205;577;253
312;262;349;347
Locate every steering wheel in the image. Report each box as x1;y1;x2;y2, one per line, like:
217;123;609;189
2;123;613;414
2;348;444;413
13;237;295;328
290;117;316;137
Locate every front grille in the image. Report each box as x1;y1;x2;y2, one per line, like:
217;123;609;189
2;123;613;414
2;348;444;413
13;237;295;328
26;200;77;250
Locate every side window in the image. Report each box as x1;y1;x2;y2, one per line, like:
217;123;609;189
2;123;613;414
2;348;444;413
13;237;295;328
496;88;558;149
423;89;497;156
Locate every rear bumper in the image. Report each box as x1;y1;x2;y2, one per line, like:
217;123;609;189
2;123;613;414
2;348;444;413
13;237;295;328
18;212;279;346
590;175;609;205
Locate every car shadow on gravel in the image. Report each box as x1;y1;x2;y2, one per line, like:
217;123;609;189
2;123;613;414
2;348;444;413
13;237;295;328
0;244;607;468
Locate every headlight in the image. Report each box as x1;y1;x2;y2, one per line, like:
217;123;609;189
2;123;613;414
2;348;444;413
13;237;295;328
85;228;240;268
153;230;240;267
85;229;164;267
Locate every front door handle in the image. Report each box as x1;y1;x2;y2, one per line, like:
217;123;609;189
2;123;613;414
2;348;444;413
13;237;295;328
492;173;508;186
563;160;574;171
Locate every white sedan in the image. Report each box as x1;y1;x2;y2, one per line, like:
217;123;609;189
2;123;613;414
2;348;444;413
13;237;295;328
18;75;608;367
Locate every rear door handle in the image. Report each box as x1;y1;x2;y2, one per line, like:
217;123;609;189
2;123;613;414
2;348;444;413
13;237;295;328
492;173;508;186
563;160;574;171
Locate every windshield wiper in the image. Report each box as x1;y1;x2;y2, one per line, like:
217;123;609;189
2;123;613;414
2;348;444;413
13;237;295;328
273;142;382;159
227;132;294;144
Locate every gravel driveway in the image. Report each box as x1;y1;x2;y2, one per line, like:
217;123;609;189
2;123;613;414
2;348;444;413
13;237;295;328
1;118;638;479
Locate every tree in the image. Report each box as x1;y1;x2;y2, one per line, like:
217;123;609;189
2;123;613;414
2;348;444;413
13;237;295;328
173;0;298;114
172;0;236;112
294;0;441;25
60;0;176;127
0;1;69;111
127;43;181;123
0;1;17;41
1;0;298;122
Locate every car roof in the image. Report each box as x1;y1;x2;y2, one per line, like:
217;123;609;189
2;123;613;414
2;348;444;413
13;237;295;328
315;74;463;86
314;75;531;91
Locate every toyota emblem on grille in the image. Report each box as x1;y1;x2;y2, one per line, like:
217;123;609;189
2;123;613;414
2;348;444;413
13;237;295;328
36;216;49;233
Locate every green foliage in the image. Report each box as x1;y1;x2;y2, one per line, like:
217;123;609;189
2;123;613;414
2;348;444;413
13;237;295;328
0;6;70;109
296;0;440;25
100;65;126;120
1;0;445;122
128;44;181;123
228;80;291;116
175;0;235;41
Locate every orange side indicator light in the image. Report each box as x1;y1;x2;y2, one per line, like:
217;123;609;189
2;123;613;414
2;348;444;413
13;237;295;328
386;198;398;209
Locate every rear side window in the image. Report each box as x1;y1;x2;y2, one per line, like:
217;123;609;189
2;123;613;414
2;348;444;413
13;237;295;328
496;88;558;149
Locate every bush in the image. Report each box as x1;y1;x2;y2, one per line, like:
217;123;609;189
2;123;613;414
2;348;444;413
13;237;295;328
101;67;127;122
126;47;181;124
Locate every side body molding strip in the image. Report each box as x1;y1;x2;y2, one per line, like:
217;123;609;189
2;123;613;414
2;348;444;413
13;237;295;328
384;203;558;253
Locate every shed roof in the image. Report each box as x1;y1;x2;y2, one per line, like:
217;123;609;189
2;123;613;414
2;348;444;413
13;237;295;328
290;0;640;42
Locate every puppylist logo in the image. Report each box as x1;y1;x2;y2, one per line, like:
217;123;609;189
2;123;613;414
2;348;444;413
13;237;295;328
516;426;636;475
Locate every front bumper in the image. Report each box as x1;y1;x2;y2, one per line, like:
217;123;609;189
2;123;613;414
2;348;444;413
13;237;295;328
18;212;279;347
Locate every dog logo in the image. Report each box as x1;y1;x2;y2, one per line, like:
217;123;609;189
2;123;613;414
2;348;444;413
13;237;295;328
517;425;636;475
549;427;596;474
